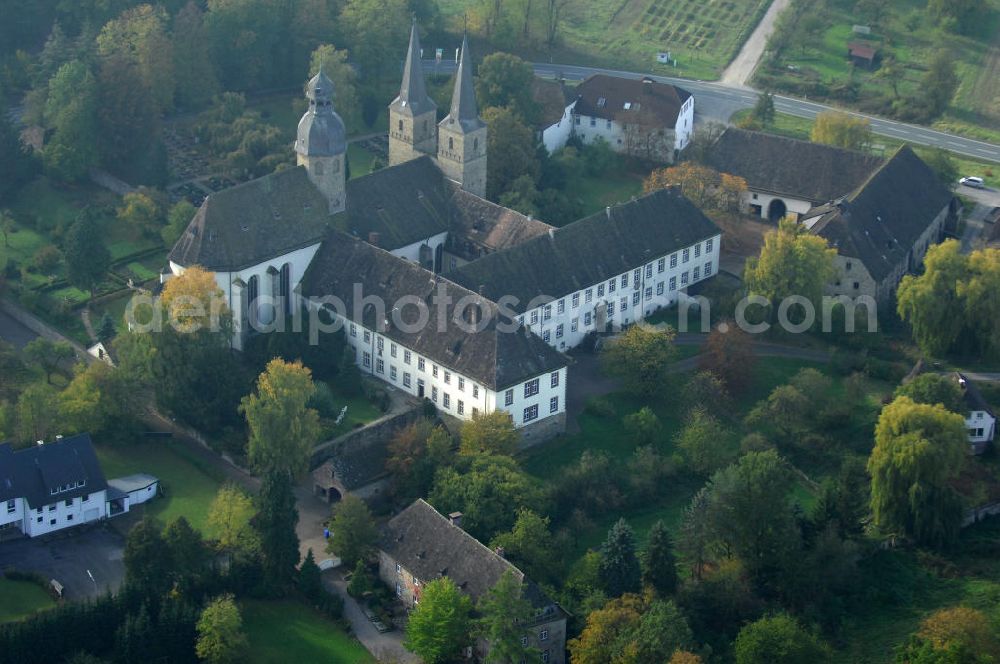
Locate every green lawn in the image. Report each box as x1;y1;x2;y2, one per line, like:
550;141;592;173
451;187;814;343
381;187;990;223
347;143;378;180
89;293;133;334
755;0;1000;142
242;599;374;664
0;578;55;623
96;441;224;533
571;169;645;220
438;0;772;80
319;380;385;440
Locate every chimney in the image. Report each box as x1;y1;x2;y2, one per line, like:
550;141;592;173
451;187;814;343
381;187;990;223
606;206;612;219
548;228;555;239
368;231;380;246
448;511;463;527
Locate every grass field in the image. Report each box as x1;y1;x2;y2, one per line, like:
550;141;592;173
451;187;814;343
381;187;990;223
756;0;1000;141
242;600;374;664
437;0;771;80
96;441;224;533
0;578;55;623
319;380;385;440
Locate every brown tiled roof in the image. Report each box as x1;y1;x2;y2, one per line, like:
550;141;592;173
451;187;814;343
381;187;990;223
706;128;883;203
300;232;567;389
572;74;691;127
802;146;953;282
446;188;720;313
168;167;331;271
381;499;563;614
447;190;555;259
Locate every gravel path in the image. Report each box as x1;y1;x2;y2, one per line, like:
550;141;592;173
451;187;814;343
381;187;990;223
718;0;790;87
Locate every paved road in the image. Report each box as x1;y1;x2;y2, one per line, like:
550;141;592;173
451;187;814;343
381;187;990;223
423;61;1000;163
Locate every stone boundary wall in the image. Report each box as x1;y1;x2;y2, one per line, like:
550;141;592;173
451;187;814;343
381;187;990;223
963;502;1000;528
0;298;90;357
309;405;424;470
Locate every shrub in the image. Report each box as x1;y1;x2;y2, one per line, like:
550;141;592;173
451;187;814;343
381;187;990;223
308;382;339;419
32;245;62;273
585;397;616;418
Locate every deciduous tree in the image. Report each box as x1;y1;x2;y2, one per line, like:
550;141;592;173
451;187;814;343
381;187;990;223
623;406;662;445
161;200;196;246
195;595;247;664
644;162;720;209
475;53;539;123
16;382;62;444
404;577;473;664
734;613;831;664
23;338;74;384
172;2;219;110
676;407;734;475
897;240;966;356
601;323;676;395
810;111;872;150
699;325;755;394
895;373;964;413
387;419;453;500
460;409;519;456
206;485;259;560
327;494;377;569
477;570;537;664
240;358;321;477
483;105;541;202
490;508;560;585
868;396;967;546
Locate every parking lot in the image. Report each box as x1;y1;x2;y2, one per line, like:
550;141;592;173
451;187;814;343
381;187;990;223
0;525;125;599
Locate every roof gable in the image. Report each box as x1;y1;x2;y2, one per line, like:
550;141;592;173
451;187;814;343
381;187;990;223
706;128;883;202
574;74;690;127
446;187;720;312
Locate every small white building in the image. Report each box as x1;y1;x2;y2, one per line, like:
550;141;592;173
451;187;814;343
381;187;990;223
956;373;996;454
541;74;694;163
107;473;160;515
0;434;157;537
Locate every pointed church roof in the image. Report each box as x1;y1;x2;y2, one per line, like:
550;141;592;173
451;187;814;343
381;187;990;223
441;34;484;132
391;20;436;118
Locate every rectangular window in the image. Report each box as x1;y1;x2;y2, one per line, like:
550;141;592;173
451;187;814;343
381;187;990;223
584;311;592;326
350;324;357;337
589;117;596;127
443;393;450;409
606;302;614;318
82;494;89;502
6;500;14;513
694;243;701;258
704;261;713;276
572;293;580;308
376;359;384;374
458;377;465;391
403;372;412;387
543;330;551;343
658;257;666;273
551;371;560;388
525;378;540;398
404;350;411;364
670;253;678;268
597;283;605;297
632;291;640;305
364;330;371;343
585;288;593;303
555;324;564;338
550;397;559;413
706;237;714;252
444;371;451;385
542;651;550;663
505;389;514;406
521;637;529;647
396;563;401;573
377;337;384;353
621;274;628;288
66;514;73;521
530;310;539;325
633;268;641;282
50;519;56;526
36;516;42;523
571;318;579;332
419;357;426;371
457;400;464;415
557;299;565;315
432;365;439;378
48;505;56;512
473;385;479;398
669;276;677;291
518;316;525;326
645;264;653;279
390;365;397;381
390;343;397;358
644;286;652;300
363;352;371;368
620;297;627;312
657;282;665;295
682;248;690;263
540;629;549;641
543;305;552;321
524;405;539;422
693;266;701;280
608;279;616;293
431;387;438;403
681;271;689;286
846;261;853;271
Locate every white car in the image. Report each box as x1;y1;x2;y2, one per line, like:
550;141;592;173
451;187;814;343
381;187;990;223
959;176;985;189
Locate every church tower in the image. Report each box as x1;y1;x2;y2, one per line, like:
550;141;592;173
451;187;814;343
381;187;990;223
437;35;487;198
295;68;347;214
389;20;438;166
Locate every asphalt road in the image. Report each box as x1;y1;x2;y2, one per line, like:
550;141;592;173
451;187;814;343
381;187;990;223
422;60;1000;163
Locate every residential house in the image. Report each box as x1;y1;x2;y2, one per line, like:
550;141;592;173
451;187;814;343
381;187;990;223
0;434;156;537
955;373;996;454
379;500;567;663
801;145;955;303
541;74;694;162
706;128;883;221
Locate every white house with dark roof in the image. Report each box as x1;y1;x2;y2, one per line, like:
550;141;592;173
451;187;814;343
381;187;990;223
167;23;722;441
379;500;567;663
541;74;694;162
955;373;996;454
0;434;155;538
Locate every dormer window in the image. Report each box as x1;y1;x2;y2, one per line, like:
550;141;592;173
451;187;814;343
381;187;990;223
597;97;607;108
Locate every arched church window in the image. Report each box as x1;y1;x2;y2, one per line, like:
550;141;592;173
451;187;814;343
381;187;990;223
280;263;291;316
398;119;404;132
448;137;454;150
247;275;259;328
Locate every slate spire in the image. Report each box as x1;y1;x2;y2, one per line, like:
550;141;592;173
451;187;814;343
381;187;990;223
395;18;435;116
446;34;484;131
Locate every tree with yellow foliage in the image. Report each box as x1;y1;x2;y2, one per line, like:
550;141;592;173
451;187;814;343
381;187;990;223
161;265;230;334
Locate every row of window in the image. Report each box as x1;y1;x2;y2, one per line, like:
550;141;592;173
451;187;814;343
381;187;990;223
522;397;560;423
350;326;481;397
49;479;86;496
504;372;561;406
519;242;715;327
